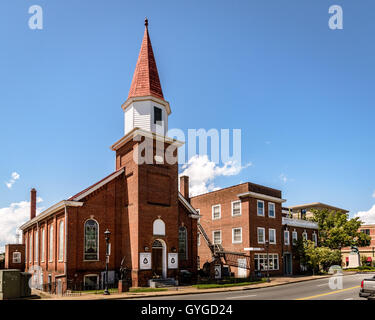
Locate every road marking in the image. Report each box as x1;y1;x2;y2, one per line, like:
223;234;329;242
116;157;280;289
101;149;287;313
226;294;257;299
296;285;360;300
316;283;327;287
344;298;354;300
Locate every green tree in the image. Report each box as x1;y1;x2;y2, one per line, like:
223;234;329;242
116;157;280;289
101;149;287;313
294;240;342;274
310;209;370;249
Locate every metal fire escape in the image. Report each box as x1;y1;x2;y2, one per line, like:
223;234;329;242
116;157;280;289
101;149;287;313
198;222;252;270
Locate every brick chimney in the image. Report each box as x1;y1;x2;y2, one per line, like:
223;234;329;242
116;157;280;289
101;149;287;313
179;176;190;200
30;188;37;220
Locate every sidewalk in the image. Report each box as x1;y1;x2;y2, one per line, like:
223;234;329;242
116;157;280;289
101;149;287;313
34;272;357;300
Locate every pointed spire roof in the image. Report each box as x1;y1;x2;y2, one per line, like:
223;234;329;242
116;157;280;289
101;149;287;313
128;18;164;100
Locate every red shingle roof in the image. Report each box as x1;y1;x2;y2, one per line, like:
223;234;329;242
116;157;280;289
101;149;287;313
128;19;164;100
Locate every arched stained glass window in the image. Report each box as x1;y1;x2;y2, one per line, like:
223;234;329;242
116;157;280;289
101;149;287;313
84;220;99;261
178;226;188;260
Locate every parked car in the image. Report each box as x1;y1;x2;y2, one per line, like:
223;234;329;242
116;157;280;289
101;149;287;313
359;276;375;299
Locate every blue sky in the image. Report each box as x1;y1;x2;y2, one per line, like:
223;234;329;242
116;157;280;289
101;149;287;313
1;0;375;235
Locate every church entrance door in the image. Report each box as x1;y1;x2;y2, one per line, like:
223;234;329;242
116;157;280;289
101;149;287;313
152;240;164;278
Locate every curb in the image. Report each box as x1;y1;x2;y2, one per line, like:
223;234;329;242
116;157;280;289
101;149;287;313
38;271;362;300
87;272;359;300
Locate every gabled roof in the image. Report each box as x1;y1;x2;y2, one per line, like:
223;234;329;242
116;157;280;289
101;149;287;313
128;19;164;100
20;169;125;230
68;168;125;201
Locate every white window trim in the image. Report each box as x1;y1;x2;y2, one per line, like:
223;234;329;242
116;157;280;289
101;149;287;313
212;204;221;220
269;228;276;244
312;232;317;246
257;227;265;244
257;200;265;216
302;230;308;241
58;221;64;262
232;227;243;244
284;230;290;245
29;234;32;263
212;230;222;245
83;218;100;262
292;230;298;243
268;202;276;218
84;274;99;287
41;228;45;263
231;200;242;217
49;225;53;262
254;253;279;271
12;252;21;264
35;230;38;262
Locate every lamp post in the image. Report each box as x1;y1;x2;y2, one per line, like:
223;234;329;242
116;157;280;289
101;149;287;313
104;229;111;295
265;240;270;283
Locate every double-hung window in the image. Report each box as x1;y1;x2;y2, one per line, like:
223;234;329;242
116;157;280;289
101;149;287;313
257;227;265;244
302;231;308;241
292;231;298;244
232;201;241;216
268;203;275;218
257;200;265;216
312;233;317;246
213;230;222;244
284;230;290;245
269;228;276;244
232;228;242;244
212;205;221;220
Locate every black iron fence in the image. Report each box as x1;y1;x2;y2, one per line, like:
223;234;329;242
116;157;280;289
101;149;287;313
42;280;120;296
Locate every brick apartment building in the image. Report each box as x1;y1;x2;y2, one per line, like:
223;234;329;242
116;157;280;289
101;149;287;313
191;183;319;277
18;20;199;290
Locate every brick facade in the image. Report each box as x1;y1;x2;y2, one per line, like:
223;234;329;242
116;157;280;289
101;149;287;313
4;244;25;270
192;184;319;277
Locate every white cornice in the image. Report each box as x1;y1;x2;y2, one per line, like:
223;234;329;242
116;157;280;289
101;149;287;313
20;201;84;230
121;95;171;115
72;168;125;201
237;191;286;204
282;217;319;229
111;128;184;151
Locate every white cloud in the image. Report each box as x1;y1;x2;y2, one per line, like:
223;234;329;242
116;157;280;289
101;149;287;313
355;204;375;225
0;199;44;253
279;173;288;184
5;171;20;189
180;155;252;197
372;190;375;198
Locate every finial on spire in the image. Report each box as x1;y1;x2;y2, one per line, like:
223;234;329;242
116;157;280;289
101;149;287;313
144;17;148;27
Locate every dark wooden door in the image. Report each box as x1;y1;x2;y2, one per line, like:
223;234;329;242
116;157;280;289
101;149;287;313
152;248;163;277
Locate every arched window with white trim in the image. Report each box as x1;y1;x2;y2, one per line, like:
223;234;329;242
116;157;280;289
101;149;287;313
84;219;99;261
153;219;165;236
49;225;53;262
58;221;64;261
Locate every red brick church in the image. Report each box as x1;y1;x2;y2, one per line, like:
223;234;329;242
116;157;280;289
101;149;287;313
19;19;199;289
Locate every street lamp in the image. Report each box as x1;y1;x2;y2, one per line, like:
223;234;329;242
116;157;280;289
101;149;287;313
265;240;270;283
104;229;111;295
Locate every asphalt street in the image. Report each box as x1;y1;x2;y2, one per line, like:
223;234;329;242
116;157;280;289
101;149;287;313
131;273;375;300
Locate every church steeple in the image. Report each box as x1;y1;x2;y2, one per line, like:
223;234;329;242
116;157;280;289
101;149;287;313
121;19;171;136
128;18;164;100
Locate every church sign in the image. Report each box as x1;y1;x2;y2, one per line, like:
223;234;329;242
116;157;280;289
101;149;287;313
168;253;178;269
140;253;151;270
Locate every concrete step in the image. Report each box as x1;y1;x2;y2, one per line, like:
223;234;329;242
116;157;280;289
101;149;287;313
149;278;178;288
